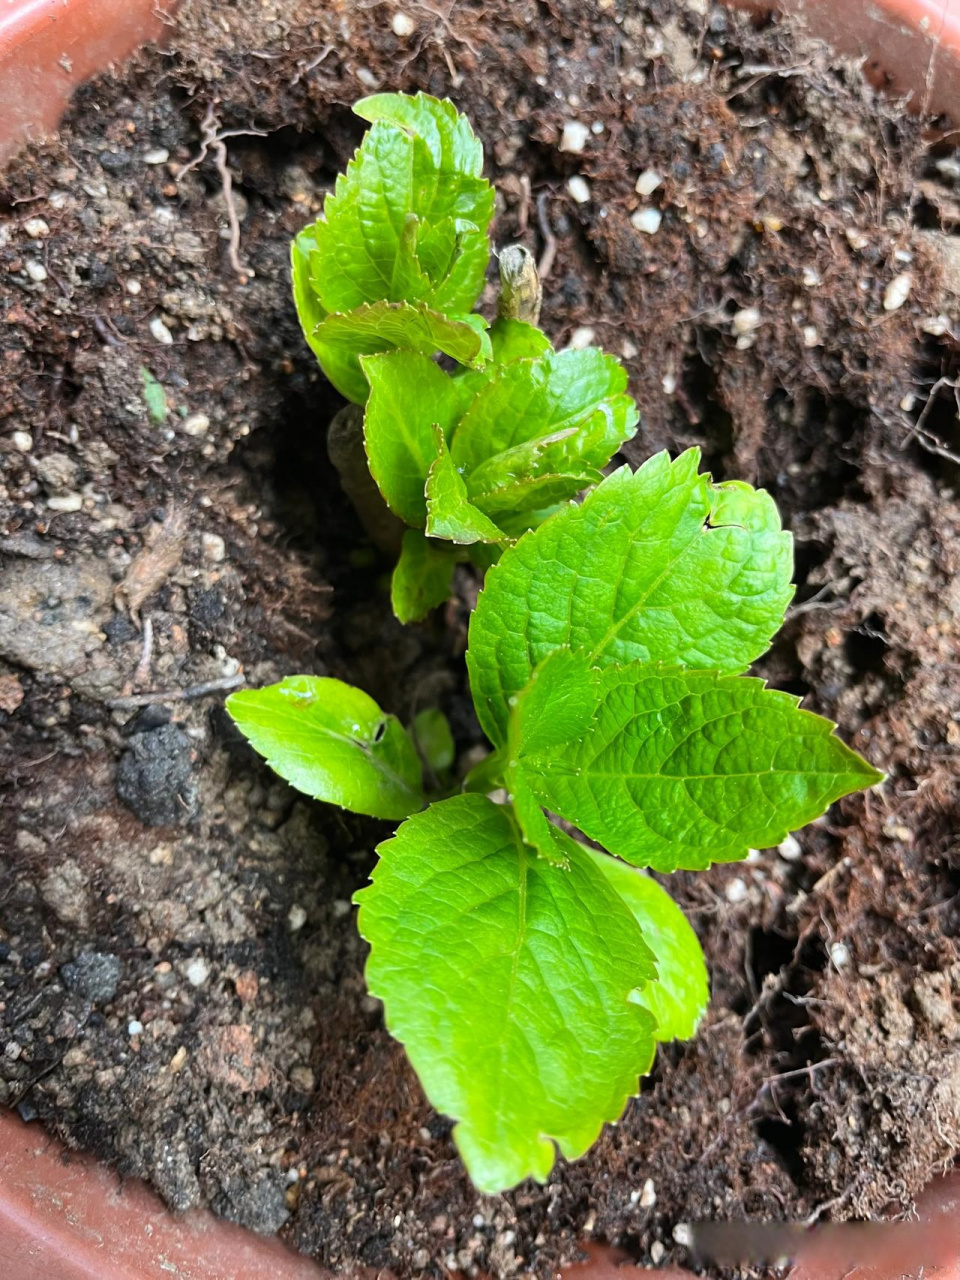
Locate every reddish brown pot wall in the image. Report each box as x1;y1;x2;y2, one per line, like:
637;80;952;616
0;0;170;166
0;1110;329;1280
0;0;959;1277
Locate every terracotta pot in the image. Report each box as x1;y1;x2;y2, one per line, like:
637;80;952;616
0;1110;330;1280
727;0;960;115
1;0;959;1277
0;0;171;166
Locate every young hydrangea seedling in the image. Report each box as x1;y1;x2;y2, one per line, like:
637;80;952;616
227;447;883;1194
291;93;638;623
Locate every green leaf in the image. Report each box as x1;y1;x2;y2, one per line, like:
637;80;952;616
504;651;599;865
450;348;638;513
510;650;599;759
355;793;657;1193
226;676;424;821
425;434;507;545
291;228;369;402
391;529;459;624
314;93;493;317
411;708;456;774
587;848;708;1042
362;351;465;525
467;450;794;746
523;666;884;872
140;368;168;423
354;92;485;176
454;317;553;399
314;302;491;407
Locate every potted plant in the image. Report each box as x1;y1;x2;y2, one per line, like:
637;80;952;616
1;2;958;1277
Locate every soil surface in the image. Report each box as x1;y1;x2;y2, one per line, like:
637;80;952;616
1;1;959;1276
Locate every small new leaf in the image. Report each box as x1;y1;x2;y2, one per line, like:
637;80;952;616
468;450;793;746
391;529;459;624
316;302;491;405
425;435;506;545
362;351;466;525
411;707;456;774
523;666;883;872
313;93;493;317
226;676;424;820
451;348;637;514
355;793;657;1194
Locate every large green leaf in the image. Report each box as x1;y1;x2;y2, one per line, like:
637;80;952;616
313;93;493;317
390;529;459;624
523;666;883;872
450;349;637;513
361;351;466;525
355;794;657;1193
467;450;794;746
588;849;708;1042
226;676;424;820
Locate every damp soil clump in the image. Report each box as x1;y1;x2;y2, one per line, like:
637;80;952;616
1;1;958;1275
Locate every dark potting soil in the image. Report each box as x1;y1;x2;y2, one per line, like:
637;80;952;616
1;1;959;1275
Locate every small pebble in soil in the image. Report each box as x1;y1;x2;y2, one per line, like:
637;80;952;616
201;532;226;563
732;306;762;336
61;950;122;1003
725;876;748;904
631;207;662;235
391;10;415;36
126;278;142;295
883;271;912;312
186;956;210;987
47;493;84;513
288;904;308;932
921;314;951;336
11;431;32;452
640;1177;657;1207
801;265;822;288
182;412;210;436
567;326;596;350
149;316;175;345
128;1020;144;1036
25;261;48;283
829;941;851;970
802;324;820;347
36;451;79;495
779;834;802;861
559;121;590;154
662;372;677;395
673;1223;693;1248
23;217;50;239
635;168;663;196
289;1064;315;1093
115;723;196;826
651;1242;665;1264
143;147;170;165
566;175;591;204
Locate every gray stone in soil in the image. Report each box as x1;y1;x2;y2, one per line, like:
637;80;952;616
60;951;122;1003
116;722;195;825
